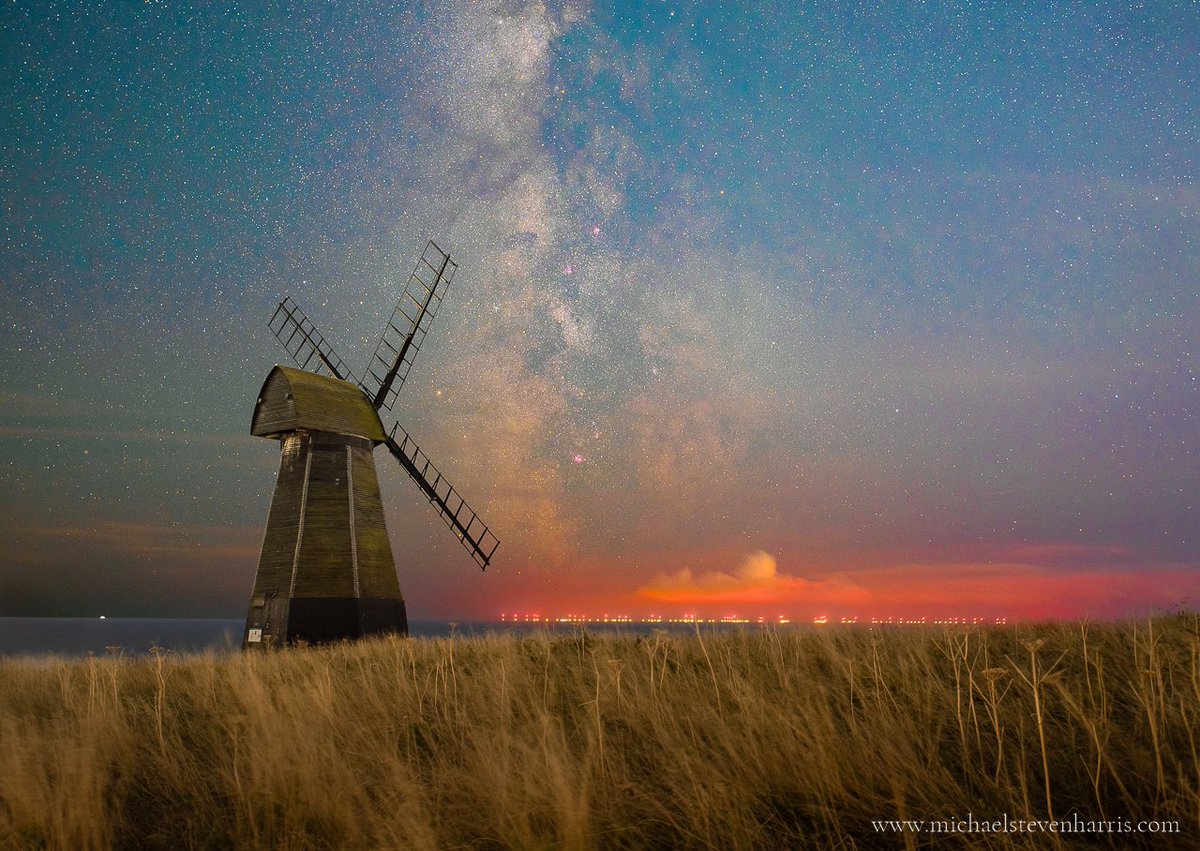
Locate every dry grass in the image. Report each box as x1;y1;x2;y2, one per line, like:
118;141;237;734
1;617;1198;849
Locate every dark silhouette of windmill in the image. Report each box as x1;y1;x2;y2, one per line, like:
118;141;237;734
244;241;498;648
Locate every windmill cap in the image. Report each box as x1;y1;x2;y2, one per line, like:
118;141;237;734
251;365;386;444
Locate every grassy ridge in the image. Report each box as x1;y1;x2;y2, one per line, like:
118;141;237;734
1;618;1198;849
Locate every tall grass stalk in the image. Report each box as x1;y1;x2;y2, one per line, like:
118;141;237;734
1;617;1198;849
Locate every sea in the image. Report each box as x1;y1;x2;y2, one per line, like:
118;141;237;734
0;617;766;658
0;618;491;657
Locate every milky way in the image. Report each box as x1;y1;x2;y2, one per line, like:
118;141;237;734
2;1;1197;620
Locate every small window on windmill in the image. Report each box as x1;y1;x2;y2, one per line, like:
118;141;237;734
247;628;263;643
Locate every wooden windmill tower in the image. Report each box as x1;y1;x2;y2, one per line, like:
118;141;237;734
244;241;498;648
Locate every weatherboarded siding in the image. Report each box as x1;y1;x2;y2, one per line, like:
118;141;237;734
291;434;356;598
250;431;403;603
352;445;402;599
251;432;308;596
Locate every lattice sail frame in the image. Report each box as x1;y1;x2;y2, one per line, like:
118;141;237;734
362;241;457;413
265;241;496;571
268;297;359;385
386;424;500;569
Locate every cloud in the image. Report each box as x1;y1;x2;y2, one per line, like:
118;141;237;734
637;551;868;607
834;559;1200;620
0;520;262;616
632;546;1200;620
6;521;261;562
1004;543;1136;565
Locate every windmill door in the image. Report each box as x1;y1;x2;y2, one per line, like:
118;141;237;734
244;592;288;649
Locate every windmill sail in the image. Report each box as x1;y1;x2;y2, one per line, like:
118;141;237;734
363;240;457;412
269;297;359;385
384;423;498;570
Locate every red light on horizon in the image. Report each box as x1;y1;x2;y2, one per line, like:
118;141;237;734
495;608;1007;626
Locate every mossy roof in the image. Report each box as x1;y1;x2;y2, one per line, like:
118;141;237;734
251;365;386;443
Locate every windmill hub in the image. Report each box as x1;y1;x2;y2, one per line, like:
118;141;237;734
244;242;498;649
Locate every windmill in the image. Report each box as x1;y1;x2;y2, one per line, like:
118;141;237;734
244;240;498;648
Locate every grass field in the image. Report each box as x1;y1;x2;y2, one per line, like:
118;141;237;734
1;617;1197;849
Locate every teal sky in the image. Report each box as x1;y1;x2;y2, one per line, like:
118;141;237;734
2;1;1197;620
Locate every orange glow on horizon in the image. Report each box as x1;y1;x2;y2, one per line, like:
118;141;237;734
489;546;1200;623
494;611;1012;627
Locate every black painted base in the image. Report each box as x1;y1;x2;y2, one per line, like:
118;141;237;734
243;595;408;649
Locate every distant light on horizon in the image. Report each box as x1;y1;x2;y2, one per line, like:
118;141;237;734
498;611;1008;626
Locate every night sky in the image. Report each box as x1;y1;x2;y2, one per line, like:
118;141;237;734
2;1;1197;621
